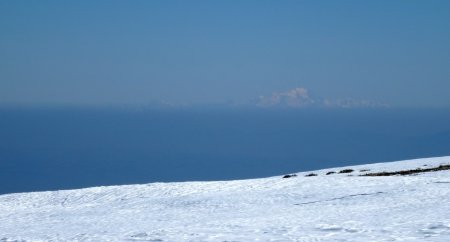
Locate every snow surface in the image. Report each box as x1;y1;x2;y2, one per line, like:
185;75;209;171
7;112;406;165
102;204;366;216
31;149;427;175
1;156;450;241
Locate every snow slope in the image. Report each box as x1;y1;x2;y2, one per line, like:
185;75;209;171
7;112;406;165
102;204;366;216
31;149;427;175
1;156;450;241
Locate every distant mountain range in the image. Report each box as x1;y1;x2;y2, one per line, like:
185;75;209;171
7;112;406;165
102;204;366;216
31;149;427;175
255;87;389;109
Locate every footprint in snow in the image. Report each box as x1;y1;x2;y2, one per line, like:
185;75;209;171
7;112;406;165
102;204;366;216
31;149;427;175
316;224;359;233
129;232;163;241
419;223;450;236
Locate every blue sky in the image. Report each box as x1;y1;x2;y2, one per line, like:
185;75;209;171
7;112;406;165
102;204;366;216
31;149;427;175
1;0;449;107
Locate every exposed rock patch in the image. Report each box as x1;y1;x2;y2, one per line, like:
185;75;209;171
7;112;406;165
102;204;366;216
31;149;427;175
361;164;450;177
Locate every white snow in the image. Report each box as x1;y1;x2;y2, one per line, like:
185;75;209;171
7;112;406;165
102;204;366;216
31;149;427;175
1;156;450;241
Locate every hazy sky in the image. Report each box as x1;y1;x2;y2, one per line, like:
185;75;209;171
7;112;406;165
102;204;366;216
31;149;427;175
1;0;449;107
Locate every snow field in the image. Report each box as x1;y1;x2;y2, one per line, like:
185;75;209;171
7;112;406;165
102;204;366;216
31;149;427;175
1;156;450;241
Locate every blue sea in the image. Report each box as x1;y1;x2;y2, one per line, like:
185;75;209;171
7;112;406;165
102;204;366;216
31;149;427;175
1;107;449;194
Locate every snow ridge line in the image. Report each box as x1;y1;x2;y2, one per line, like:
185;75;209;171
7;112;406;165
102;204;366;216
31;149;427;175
294;191;384;206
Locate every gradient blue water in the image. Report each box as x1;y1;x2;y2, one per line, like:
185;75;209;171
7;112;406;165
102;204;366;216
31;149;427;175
1;107;449;194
